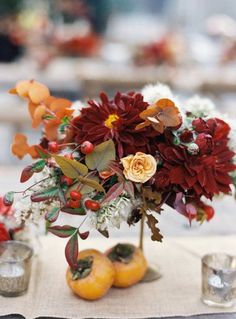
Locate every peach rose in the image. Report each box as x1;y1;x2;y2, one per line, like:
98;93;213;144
121;152;157;183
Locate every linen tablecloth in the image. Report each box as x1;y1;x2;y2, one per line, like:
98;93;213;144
1;235;236;319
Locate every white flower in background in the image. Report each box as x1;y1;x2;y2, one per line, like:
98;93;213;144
89;195;133;231
185;96;216;117
141;83;174;104
71;100;84;117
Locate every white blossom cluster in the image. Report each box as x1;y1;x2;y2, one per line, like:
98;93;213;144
13;166;60;224
142;82;174;104
89;195;133;231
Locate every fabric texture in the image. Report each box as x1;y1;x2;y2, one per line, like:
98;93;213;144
0;235;236;319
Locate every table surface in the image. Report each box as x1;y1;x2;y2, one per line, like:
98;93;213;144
1;235;236;319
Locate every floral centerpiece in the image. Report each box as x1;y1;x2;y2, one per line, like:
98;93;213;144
4;80;236;299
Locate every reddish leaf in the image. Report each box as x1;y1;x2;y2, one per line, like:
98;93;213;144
173;192;186;215
3;192;14;206
20;165;34;183
102;182;124;204
48;225;76;238
31;186;59;202
65;233;78;270
98;229;109;238
78;230;89;240
124;181;134;198
45;207;60;223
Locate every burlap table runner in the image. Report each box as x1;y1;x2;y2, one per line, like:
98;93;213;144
1;235;236;319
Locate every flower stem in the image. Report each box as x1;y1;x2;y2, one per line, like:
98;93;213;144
139;187;147;251
139;209;145;251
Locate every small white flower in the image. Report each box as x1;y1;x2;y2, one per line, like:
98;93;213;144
142;83;174;104
185;96;216;117
71;100;84;117
89;195;133;231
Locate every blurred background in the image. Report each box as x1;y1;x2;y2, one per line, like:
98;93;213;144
0;0;235;238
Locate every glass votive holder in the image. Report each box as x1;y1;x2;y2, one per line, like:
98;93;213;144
202;253;236;308
0;241;33;297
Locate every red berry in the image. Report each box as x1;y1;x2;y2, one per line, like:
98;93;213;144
85;200;100;211
48;141;59;153
81;141;94;155
70;190;82;200
69;199;81;209
61;176;74;186
64;153;74;160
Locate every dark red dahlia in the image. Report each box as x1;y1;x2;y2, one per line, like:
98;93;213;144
155;118;235;199
154;168;171;189
73;92;157;157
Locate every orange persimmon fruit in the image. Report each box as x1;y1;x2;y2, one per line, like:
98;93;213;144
106;243;147;288
66;249;115;300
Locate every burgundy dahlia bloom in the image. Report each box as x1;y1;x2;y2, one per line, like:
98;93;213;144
155;117;235;198
73;92;157;157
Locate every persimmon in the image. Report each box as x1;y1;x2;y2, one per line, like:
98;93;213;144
66;249;115;300
106;243;147;288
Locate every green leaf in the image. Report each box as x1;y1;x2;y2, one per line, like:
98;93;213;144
61;207;86;215
58;123;68;134
32;159;46;172
31;186;59;202
3;191;14;206
58;187;67;205
45;207;60;222
54;155;88;178
61;116;70;124
77;176;105;193
65;232;78;270
79;176;99;195
48;225;77;238
43;115;55;120
34;145;51;159
85;140;116;172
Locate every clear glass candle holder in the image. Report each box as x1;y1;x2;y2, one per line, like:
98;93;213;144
202;253;236;308
0;241;33;297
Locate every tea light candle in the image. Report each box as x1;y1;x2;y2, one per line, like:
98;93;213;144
0;262;26;296
0;241;33;297
202;253;236;308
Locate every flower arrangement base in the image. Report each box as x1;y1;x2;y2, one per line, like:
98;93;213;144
141;264;162;282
